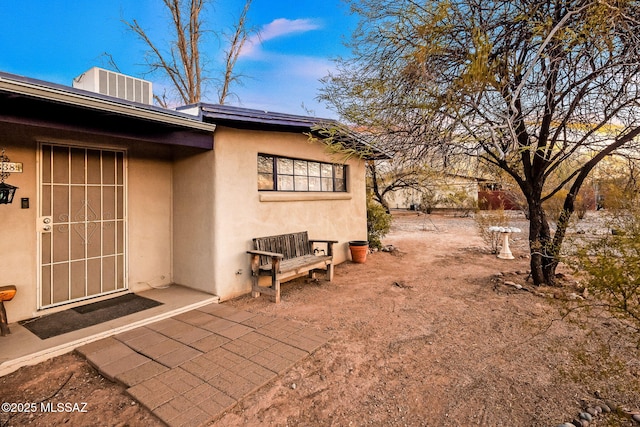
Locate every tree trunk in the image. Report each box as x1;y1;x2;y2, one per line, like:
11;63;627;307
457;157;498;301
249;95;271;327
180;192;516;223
367;161;391;213
527;199;554;286
527;193;578;286
542;192;577;284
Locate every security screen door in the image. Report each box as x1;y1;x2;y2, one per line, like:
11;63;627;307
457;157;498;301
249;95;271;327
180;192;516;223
39;144;126;308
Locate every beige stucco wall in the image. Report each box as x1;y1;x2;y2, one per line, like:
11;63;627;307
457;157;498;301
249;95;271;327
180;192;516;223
126;146;174;293
172;148;216;293
0;123;177;323
0;137;38;324
208;126;367;301
0;120;368;321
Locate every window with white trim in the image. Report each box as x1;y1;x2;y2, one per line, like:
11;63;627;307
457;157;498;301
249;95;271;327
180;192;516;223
258;154;347;192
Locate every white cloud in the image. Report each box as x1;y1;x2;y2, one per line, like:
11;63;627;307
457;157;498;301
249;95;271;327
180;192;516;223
260;18;321;41
241;18;322;58
230;18;338;117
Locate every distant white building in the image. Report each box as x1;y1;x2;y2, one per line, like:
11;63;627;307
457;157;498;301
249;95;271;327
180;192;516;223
385;174;479;212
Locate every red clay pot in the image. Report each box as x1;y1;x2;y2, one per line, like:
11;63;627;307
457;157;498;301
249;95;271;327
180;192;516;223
349;241;369;263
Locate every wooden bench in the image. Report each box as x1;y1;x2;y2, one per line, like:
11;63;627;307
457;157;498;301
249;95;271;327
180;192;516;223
247;231;337;303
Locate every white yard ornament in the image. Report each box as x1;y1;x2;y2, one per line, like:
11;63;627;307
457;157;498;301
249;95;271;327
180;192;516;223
488;226;522;260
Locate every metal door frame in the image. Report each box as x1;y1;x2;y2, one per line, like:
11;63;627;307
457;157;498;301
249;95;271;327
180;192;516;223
37;141;128;309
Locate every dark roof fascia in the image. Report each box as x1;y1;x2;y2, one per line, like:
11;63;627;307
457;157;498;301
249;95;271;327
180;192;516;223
184;103;390;159
180;103;330;131
0;71;216;134
0;95;212;149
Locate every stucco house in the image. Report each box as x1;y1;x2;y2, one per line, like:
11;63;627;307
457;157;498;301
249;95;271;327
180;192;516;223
385;173;479;213
0;69;379;324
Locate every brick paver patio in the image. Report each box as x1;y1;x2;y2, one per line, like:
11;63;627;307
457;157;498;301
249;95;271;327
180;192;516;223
76;303;330;427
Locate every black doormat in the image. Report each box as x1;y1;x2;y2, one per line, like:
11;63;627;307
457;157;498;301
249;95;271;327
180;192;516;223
19;294;162;340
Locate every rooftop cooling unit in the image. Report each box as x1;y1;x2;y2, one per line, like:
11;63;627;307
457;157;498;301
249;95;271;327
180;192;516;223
73;67;153;105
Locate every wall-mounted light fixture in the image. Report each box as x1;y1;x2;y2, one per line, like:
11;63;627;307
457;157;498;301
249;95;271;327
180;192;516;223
0;149;18;204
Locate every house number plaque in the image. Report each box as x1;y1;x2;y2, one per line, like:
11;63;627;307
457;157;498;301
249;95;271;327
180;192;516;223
0;163;22;173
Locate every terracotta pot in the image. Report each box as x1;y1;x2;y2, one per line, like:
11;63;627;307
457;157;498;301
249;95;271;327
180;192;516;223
348;241;369;263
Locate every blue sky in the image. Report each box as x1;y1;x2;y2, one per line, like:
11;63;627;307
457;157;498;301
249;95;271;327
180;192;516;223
0;0;357;118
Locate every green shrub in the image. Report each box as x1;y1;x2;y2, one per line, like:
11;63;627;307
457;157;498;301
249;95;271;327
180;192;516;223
474;205;510;254
574;209;640;341
367;198;392;249
418;189;437;214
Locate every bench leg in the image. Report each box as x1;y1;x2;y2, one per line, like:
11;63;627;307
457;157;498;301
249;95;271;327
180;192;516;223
250;255;261;299
270;258;280;303
271;259;281;303
251;275;261;299
0;301;10;336
326;262;334;282
250;272;280;303
272;278;281;303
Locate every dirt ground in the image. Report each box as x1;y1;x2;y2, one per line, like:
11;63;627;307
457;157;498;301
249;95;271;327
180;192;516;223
2;211;639;427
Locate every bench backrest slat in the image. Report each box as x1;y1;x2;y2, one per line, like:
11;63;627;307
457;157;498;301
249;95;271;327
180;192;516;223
253;231;312;266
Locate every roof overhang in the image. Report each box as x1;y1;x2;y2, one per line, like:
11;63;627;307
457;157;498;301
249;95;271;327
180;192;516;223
181;103;390;159
182;103;320;131
0;72;216;149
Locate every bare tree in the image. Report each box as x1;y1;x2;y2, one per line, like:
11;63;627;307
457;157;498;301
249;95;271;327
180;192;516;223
320;0;640;286
123;0;253;106
367;160;433;212
360;131;434;211
218;0;253;104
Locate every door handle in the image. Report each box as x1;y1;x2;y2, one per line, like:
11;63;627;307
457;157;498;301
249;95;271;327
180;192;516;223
38;216;53;232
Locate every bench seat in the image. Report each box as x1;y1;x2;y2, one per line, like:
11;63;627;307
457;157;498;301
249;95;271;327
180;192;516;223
248;232;336;303
259;254;333;276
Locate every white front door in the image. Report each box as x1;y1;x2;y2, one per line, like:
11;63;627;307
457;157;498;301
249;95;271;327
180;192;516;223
38;144;127;308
